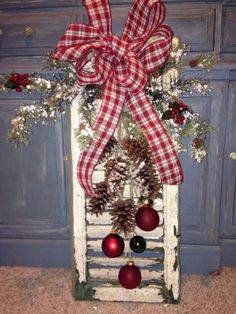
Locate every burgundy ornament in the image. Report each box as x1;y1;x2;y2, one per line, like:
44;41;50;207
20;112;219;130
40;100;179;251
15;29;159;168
102;233;124;258
135;205;160;232
118;261;141;289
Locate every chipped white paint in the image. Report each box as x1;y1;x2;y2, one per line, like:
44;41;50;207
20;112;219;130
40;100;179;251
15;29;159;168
89;268;163;281
70;95;87;283
87;225;163;239
163;185;180;301
70;95;180;302
94;286;164;302
87;212;164;225
87;256;163;267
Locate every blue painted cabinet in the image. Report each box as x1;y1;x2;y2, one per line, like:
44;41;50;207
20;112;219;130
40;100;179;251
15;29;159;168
220;75;236;266
180;78;229;273
0;97;71;267
0;0;236;273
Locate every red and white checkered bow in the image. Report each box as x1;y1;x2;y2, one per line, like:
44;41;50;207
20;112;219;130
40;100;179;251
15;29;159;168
53;0;183;197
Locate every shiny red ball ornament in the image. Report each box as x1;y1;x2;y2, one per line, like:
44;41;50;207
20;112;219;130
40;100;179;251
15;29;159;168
102;233;124;258
135;205;160;231
118;261;142;289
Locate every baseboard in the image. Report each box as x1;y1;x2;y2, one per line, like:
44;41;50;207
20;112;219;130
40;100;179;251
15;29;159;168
0;238;71;268
180;244;221;274
220;239;236;267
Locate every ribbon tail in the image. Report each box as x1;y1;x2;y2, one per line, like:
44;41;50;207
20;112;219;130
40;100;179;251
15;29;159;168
84;0;112;36
128;90;183;185
77;81;126;197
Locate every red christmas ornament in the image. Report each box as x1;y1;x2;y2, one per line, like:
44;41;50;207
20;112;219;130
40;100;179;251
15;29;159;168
135;205;160;231
102;233;124;258
118;261;141;289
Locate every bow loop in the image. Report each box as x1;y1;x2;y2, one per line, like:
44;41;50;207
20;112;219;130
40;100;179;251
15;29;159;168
122;0;165;52
76;54;112;85
140;25;173;73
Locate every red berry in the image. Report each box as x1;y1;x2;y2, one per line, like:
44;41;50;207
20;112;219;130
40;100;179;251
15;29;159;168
22;73;30;79
15;87;22;92
170;111;176;119
20;79;28;87
11;73;20;82
175;115;185;125
172;109;180;114
180;103;188;110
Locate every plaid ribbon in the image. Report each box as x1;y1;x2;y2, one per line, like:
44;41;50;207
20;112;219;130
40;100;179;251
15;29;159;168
53;0;183;197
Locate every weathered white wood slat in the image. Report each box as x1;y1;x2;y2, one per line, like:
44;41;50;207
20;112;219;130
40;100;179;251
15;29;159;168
94;286;164;302
87;212;164;225
163;185;180;301
71;94;87;283
87;225;163;239
87;256;163;267
87;239;164;251
89;268;163;281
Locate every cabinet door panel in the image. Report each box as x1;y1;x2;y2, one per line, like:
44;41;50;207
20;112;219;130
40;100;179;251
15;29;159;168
0;99;69;239
0;8;84;57
165;4;217;52
180;81;228;245
220;81;236;238
221;7;236;53
109;4;217;52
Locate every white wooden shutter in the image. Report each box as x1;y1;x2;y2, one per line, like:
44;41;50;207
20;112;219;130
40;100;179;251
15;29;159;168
70;97;180;303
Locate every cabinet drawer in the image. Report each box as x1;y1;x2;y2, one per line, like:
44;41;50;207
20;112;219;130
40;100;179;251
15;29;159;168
110;3;218;53
165;4;218;52
0;8;84;57
0;0;82;10
221;6;236;53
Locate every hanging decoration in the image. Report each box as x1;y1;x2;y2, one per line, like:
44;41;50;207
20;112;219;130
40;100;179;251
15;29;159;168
0;0;217;291
130;235;147;254
101;233;125;258
135;205;160;232
118;261;142;289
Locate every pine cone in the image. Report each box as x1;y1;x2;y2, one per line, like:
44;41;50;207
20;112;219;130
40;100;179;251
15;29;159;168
99;137;118;164
121;136;162;199
87;182;110;216
110;198;137;236
104;157;130;197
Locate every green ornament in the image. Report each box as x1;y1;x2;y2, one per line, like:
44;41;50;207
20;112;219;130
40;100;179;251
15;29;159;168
130;235;146;254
